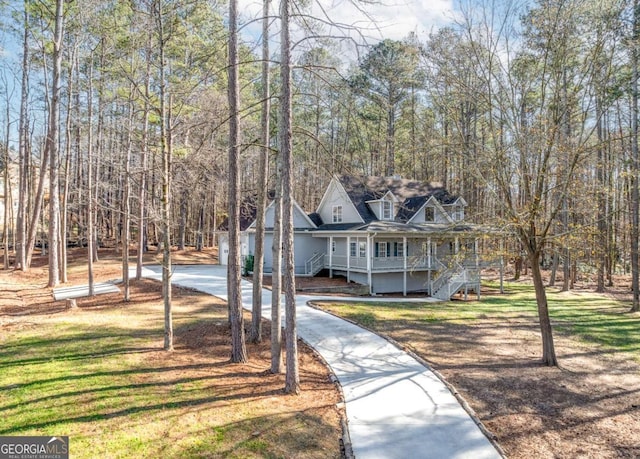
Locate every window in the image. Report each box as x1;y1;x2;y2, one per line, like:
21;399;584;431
350;242;357;257
382;201;393;220
332;241;336;252
425;207;435;222
359;241;367;258
332;205;343;223
375;242;389;258
395;242;404;257
452;205;464;221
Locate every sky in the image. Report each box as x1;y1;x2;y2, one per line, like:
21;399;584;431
238;0;459;61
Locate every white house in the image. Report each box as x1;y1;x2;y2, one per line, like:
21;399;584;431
241;175;493;299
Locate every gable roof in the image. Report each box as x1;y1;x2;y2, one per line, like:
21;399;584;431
218;196;260;231
336;175;462;223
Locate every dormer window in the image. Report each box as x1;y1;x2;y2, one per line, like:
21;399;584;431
382;201;393;220
332;205;343;223
452;205;464;221
425;207;435;222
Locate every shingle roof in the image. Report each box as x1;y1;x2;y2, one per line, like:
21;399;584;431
336;175;461;223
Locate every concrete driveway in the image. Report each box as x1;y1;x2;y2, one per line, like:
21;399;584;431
140;264;502;459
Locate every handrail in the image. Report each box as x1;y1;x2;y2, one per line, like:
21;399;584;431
431;261;472;300
305;252;325;276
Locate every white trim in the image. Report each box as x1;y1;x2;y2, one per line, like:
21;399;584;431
407;195;453;224
247;197;318;229
316;175;365;224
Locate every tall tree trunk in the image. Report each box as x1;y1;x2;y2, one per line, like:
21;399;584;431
61;47;77;283
2;108;9;270
271;153;283;373
250;0;271;344
596;94;606;292
631;0;640;312
15;3;29;271
92;40;106;264
385;103;395;176
87;56;95;296
280;0;299;394
122;86;134;302
47;0;64;288
136;40;152;281
227;0;247;362
155;0;174;351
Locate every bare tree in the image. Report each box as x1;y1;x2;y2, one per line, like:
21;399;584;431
280;0;299;394
46;0;65;288
15;2;29;272
249;0;271;344
631;0;640;312
227;0;248;362
151;0;174;351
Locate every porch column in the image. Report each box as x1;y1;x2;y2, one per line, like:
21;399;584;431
367;234;373;295
329;236;333;278
427;237;432;295
347;235;351;283
403;236;407;296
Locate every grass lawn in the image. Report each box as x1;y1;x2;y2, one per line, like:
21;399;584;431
319;281;640;355
0;278;342;459
314;280;640;458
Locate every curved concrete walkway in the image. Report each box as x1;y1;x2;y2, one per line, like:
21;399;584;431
140;265;502;459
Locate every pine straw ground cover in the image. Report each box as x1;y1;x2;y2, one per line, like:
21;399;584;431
0;249;343;459
317;282;640;459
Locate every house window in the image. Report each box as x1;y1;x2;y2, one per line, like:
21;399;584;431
332;205;343;223
395;241;404;257
350;242;357;257
375;242;389;258
382;201;392;220
425;207;435;222
332;241;336;252
452;205;464;221
359;241;366;257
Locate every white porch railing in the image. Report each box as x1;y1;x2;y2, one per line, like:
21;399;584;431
431;262;480;300
327;255;438;271
305;253;325;276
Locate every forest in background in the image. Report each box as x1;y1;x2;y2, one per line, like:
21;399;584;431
0;0;638;306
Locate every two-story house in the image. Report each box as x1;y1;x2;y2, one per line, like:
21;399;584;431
240;175;490;299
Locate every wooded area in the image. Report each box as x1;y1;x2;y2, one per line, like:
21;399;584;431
1;0;639;367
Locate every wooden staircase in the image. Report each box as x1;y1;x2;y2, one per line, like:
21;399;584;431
431;263;479;300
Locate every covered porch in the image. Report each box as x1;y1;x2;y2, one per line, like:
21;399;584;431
311;228;484;296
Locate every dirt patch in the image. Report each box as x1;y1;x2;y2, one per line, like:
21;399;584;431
399;317;640;459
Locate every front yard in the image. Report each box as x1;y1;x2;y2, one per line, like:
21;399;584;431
0;251;343;459
316;282;640;458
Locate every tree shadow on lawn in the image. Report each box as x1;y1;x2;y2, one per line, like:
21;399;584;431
0;321;292;435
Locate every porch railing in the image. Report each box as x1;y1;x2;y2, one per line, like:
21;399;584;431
305;252;325;276
326;255;440;271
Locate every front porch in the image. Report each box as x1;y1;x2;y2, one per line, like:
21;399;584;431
308;233;483;298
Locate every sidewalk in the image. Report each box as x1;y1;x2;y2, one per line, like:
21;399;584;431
140;264;502;459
